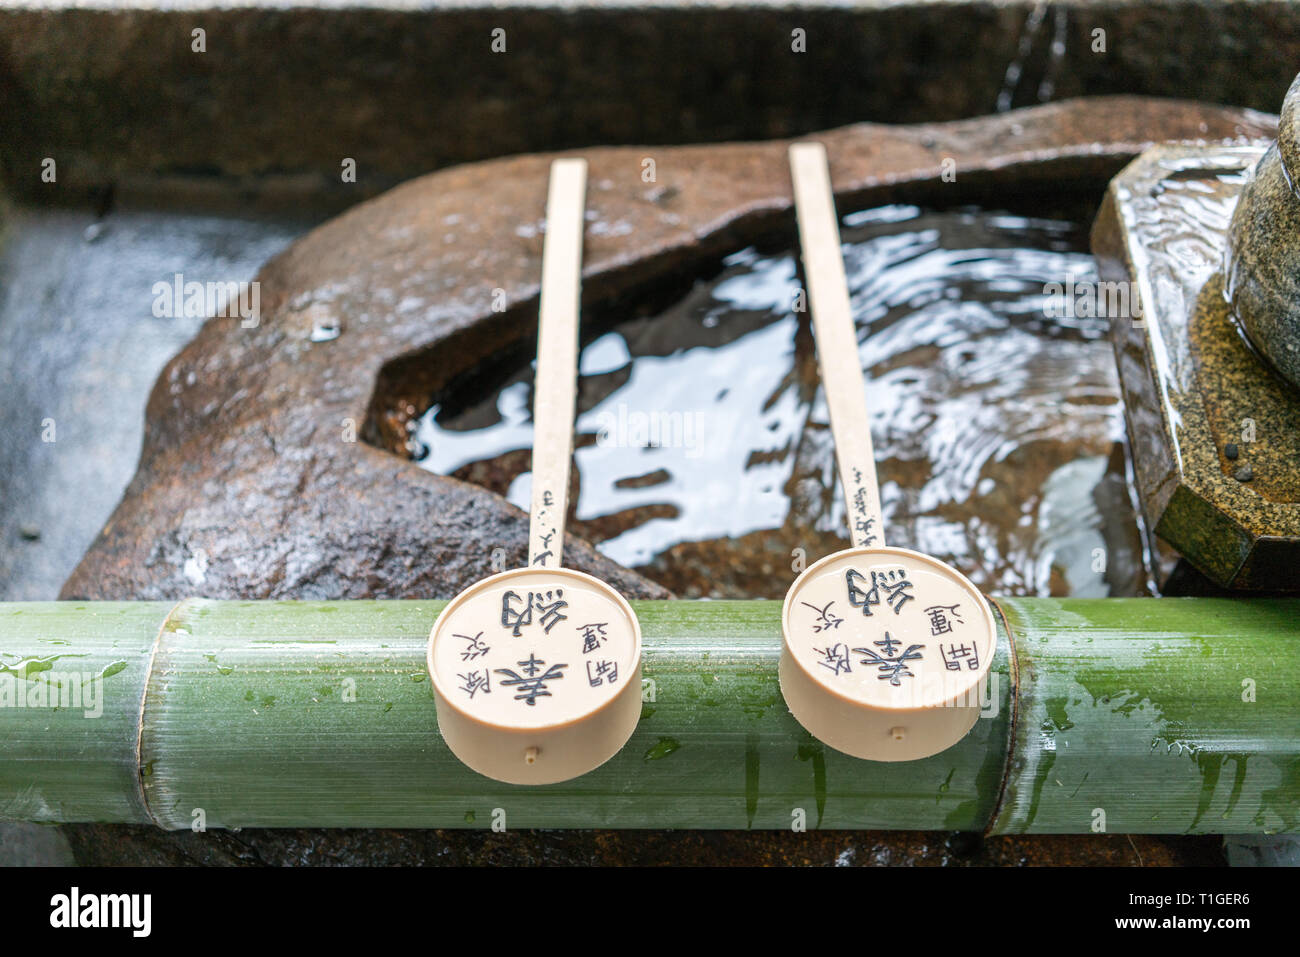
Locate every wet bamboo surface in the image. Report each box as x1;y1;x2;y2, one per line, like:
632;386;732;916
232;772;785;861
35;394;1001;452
0;598;1294;833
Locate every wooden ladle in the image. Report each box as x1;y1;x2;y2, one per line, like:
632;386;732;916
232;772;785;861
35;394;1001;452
780;143;997;762
427;159;642;784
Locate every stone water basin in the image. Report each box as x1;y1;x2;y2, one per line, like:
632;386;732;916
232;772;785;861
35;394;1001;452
52;99;1276;865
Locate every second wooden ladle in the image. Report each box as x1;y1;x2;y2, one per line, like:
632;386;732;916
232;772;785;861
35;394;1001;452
779;143;997;762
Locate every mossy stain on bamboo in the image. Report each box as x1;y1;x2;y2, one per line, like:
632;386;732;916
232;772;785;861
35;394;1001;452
1189;752;1251;832
937;768;955;804
740;690;781;721
947;743;1007;830
745;731;760;828
1258;757;1300;832
1044;696;1075;732
1071;655;1277;830
1222;756;1249;821
1021;747;1056;831
96;660;127;680
795;739;827;827
1012;606;1297;832
202;654;233;675
1019;699;1076;831
643;737;680;762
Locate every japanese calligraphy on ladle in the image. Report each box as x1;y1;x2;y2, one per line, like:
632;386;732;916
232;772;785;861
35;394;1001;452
430;568;639;729
784;548;995;710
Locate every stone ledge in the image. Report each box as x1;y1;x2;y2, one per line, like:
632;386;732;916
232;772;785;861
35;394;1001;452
2;1;1297;203
1092;144;1300;591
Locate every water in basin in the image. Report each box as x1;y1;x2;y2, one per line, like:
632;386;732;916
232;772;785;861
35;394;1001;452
412;204;1149;599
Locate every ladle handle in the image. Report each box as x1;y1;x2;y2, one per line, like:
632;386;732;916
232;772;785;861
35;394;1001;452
527;157;588;569
789;142;885;549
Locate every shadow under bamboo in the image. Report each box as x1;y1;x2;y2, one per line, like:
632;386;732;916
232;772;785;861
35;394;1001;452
0;597;1294;833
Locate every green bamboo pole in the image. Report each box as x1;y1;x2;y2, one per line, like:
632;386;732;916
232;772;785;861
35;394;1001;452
0;598;1295;833
994;598;1300;834
0;601;169;824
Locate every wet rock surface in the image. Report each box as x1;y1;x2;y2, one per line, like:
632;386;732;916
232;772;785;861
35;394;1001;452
61;99;1273;865
1228;73;1300;389
1093;144;1300;590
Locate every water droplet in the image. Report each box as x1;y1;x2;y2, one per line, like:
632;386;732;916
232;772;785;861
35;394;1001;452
310;320;341;343
98;660;128;680
643;737;681;762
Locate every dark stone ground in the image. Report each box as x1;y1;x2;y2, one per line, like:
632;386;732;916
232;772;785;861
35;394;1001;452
62;825;1225;867
0;206;319;601
0;202;320;865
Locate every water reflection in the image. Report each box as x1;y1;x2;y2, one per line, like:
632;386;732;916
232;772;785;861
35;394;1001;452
413;205;1148;599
